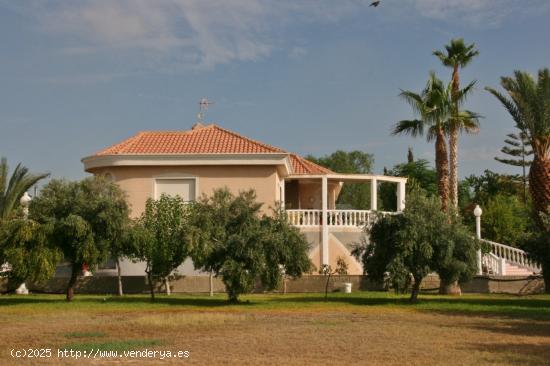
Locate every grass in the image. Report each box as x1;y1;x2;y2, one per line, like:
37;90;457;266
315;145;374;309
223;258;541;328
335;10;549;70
60;339;163;352
64;331;106;339
1;292;550;365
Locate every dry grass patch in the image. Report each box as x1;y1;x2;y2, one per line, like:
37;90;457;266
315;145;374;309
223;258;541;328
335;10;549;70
1;293;550;365
131;312;251;328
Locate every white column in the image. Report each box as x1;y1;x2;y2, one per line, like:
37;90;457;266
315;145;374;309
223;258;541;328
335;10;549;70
280;179;285;210
475;207;483;275
321;176;329;266
397;181;406;212
370;178;377;211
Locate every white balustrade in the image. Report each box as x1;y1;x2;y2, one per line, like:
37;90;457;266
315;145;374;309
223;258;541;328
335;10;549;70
481;239;541;273
286;209;393;227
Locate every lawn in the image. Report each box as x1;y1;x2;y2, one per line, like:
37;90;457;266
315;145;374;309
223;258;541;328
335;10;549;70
1;292;550;365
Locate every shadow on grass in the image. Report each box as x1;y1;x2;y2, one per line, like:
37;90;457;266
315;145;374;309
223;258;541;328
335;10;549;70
470;320;550;338
463;343;550;366
2;293;550;322
265;294;550;321
0;294;233;308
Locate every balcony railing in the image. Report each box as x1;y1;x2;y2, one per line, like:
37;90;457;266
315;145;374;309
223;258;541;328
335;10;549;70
286;209;393;228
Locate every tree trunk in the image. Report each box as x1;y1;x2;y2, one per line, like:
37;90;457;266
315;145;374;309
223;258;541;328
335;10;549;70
209;272;214;297
116;258;123;296
435;128;450;211
66;263;81;302
147;270;155;301
439;280;462;296
543;262;550;294
529;155;550;227
448;127;459;208
410;278;421;303
449;65;460;209
324;273;332;302
165;277;171;296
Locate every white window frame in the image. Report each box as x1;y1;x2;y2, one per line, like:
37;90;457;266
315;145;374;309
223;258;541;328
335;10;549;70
152;175;198;202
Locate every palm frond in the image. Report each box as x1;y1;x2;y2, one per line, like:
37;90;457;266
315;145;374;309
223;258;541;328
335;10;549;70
392;120;425;138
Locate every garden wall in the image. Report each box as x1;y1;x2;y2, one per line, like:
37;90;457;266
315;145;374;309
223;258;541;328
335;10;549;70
15;274;544;295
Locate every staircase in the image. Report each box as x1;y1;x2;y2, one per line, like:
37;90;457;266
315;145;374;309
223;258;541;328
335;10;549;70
481;239;541;276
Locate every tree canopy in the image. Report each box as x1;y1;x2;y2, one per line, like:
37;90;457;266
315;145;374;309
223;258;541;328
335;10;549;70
354;189;479;302
128;194;191;300
187;188;312;302
306;151;374;209
30;176;129;301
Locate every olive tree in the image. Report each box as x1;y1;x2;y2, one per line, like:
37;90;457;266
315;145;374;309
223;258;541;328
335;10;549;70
30;176;129;301
187;188;312;303
0;219;61;293
354;189;479;302
128;194;190;300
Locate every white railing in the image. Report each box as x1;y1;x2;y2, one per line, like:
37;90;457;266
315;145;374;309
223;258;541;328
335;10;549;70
482;252;506;275
482;239;541;273
286;209;394;227
286;209;322;226
327;210;372;227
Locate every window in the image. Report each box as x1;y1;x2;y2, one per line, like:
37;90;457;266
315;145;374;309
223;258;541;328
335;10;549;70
155;178;196;202
98;257;117;270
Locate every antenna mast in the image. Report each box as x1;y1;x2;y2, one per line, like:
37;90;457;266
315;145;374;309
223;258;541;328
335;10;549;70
197;98;214;124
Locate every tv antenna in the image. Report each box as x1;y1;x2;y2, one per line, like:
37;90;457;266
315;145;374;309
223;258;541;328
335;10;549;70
197;98;214;124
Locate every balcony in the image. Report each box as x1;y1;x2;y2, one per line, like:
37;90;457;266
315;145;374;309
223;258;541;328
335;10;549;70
286;209;394;228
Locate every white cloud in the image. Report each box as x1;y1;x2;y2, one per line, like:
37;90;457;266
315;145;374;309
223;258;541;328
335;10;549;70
4;0;548;74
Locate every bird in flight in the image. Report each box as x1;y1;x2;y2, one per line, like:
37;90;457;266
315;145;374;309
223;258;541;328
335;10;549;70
370;1;381;7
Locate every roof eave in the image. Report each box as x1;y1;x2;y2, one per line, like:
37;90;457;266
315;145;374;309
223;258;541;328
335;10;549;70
82;153;293;176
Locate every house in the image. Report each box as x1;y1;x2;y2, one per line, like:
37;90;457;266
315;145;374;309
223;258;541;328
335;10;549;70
82;123;408;276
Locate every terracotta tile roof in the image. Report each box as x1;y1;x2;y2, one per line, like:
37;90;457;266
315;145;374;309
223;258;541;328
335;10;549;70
289;154;333;175
94;124;334;175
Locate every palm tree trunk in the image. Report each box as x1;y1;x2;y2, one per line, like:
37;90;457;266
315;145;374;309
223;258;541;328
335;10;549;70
529;155;550;227
450;65;460;209
449;127;459;208
435;128;450;211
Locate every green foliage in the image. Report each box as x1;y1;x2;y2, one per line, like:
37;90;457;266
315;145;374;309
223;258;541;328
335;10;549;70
522;209;550;293
30;176;130;300
0;219;62;291
354;189;479;302
486;69;550;158
495;132;533;167
0;157;49;220
379;154;438;211
128;194;191;300
306;151;373;209
459;170;534;245
481;194;531;245
463;170;524;204
187;188;312;302
433;38;479;69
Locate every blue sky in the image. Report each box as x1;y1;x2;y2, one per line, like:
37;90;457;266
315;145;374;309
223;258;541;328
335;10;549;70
1;0;549;181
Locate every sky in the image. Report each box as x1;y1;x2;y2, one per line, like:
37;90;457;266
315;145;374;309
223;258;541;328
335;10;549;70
1;0;549;182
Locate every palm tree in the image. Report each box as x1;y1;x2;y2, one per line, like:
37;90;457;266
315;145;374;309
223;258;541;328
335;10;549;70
434;39;480;208
393;72;452;211
393;73;479;212
0;157;49;220
486;69;550;224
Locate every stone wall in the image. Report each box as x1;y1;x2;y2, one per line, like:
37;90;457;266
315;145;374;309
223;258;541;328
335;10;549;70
19;274;545;295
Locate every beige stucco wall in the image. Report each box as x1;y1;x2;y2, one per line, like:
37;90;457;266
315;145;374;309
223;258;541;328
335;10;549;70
301;227;364;275
90;165;280;218
285;181;340;209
